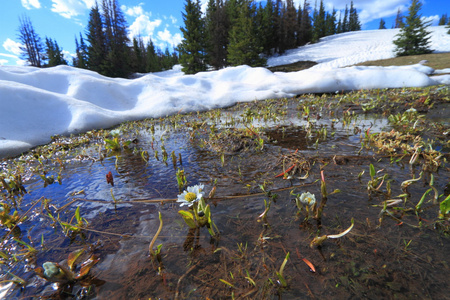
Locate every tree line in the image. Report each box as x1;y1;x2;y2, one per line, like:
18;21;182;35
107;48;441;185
17;0;448;78
17;0;178;77
178;0;362;74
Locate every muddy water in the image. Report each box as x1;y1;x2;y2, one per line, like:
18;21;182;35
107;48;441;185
1;91;449;299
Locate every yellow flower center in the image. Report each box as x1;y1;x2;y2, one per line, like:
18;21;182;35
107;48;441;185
184;192;197;202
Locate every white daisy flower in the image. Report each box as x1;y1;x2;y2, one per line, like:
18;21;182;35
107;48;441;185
177;184;204;207
298;192;316;206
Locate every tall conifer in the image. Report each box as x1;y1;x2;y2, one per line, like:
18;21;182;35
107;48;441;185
101;0;130;77
86;3;106;73
17;15;44;67
298;0;312;45
348;1;361;31
178;0;207;74
45;37;67;66
393;0;432;56
227;0;266;66
342;5;349;32
205;0;229;70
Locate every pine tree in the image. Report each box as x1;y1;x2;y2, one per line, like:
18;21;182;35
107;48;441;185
298;0;312;45
131;37;146;73
146;39;162;72
101;0;131;77
336;15;342;33
178;0;207;74
273;0;284;53
227;0;266;67
259;0;276;54
74;33;88;69
205;0;229;70
378;18;386;29
438;14;448;26
44;37;67;67
17;15;44;67
312;0;326;41
325;8;337;36
394;8;404;28
348;1;361;31
85;3;106;73
282;0;298;51
446;20;450;34
342;5;349;32
393;0;432;56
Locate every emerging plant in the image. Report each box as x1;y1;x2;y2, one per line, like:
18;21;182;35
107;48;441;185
439;194;450;220
388;108;424;133
176;168;187;191
104;130;131;153
291;191;316;220
149;212;163;259
310;218;355;247
177;185;219;237
35;247;102;295
367;164;388;197
0;203;22;229
275;252;290;288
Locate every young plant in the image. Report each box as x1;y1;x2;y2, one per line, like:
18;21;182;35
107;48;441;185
35;247;101;291
310;218;355;248
438;194;450;220
276;252;290;288
149;212;163;258
291;191;316;220
176;168;187;192
177;185;219;237
367;164;388;196
0;203;22;229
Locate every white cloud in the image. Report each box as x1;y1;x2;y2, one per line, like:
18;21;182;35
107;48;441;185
0;59;8;65
3;39;22;56
422;15;440;26
0;53;19;59
157;29;182;47
122;3;180;49
50;0;91;19
21;0;41;10
122;4;145;17
128;15;162;42
169;15;178;24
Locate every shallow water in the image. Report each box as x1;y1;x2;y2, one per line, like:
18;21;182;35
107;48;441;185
1;90;449;299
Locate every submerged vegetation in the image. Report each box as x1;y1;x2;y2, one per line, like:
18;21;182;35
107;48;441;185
0;85;449;299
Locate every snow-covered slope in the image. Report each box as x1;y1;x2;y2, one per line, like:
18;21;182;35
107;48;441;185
268;26;450;69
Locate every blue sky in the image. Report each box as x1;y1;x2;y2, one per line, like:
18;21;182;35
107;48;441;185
1;0;449;66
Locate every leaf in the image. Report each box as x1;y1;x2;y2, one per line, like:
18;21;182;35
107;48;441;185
439;194;450;217
178;210;197;229
302;257;316;273
327;218;355;239
75;206;81;224
219;278;235;288
415;188;432;211
76;254;100;279
68;248;85;271
369;164;375;179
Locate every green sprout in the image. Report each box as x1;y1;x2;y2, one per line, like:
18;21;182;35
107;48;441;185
276;252;290;288
177;185;219;237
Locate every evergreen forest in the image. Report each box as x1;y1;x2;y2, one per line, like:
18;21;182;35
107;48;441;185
16;0;450;77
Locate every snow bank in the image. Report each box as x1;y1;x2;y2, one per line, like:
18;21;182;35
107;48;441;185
1;27;449;158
